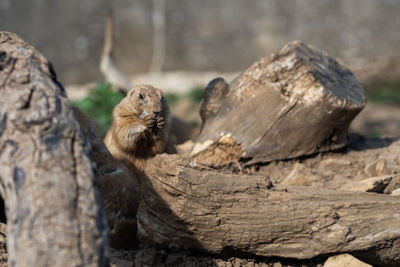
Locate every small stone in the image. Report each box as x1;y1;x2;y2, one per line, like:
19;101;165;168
281;163;318;186
324;254;371;267
176;140;195;156
391;188;400;196
340;175;395;193
365;159;386;177
319;158;351;169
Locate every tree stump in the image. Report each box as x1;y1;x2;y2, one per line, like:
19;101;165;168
193;41;366;166
0;32;109;266
138;154;400;266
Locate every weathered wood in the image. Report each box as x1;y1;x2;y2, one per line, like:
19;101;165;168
0;32;109;266
193;41;366;166
74;108;140;249
137;154;400;266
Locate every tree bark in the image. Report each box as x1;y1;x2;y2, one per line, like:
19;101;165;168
138;154;400;266
0;32;109;266
74;108;140;249
193;41;366;166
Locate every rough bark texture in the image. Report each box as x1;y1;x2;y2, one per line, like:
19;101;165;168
138;154;400;266
0;32;109;266
74;108;140;249
0;223;6;267
193;40;366;166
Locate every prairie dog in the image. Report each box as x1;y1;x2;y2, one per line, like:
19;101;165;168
104;85;174;170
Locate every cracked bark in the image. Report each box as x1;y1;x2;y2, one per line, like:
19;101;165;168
0;32;109;266
193;41;366;167
137;154;400;266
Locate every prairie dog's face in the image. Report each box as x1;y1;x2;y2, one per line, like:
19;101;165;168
123;85;164;119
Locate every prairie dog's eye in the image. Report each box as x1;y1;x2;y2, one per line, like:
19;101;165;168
139;93;144;100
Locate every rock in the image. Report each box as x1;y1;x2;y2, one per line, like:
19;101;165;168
365;159;387;177
319;158;351;169
176;140;195;156
340;175;395;193
383;174;400;194
391;188;400;196
323;254;372;267
281;163;318;186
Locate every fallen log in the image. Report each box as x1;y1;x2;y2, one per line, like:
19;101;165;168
138;154;400;266
74;107;140;249
0;32;109;266
193;41;366;166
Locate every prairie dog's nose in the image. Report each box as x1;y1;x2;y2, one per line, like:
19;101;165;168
153;111;161;117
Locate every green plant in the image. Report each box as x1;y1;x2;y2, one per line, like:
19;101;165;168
364;77;400;105
72;82;125;137
186;86;204;103
164;92;180;106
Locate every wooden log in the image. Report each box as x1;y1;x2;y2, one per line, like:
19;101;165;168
74;108;140;249
137;154;400;266
193;41;366;166
0;32;109;266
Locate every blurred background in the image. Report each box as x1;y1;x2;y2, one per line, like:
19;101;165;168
1;0;400;138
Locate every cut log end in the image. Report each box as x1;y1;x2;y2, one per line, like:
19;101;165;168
194;40;366;166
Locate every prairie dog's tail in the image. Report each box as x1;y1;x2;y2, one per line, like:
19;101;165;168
100;10;133;92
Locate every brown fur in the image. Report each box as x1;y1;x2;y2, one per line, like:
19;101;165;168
104;85;174;170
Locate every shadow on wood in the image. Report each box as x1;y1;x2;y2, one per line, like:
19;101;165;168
138;154;400;266
193;41;366;167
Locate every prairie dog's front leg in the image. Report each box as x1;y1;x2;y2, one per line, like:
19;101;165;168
115;121;147;151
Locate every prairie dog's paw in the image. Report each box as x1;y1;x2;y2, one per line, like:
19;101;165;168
143;114;156;128
156;116;165;129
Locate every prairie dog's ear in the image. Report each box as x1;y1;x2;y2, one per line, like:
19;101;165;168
156;88;163;99
127;88;136;97
128;86;144;97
